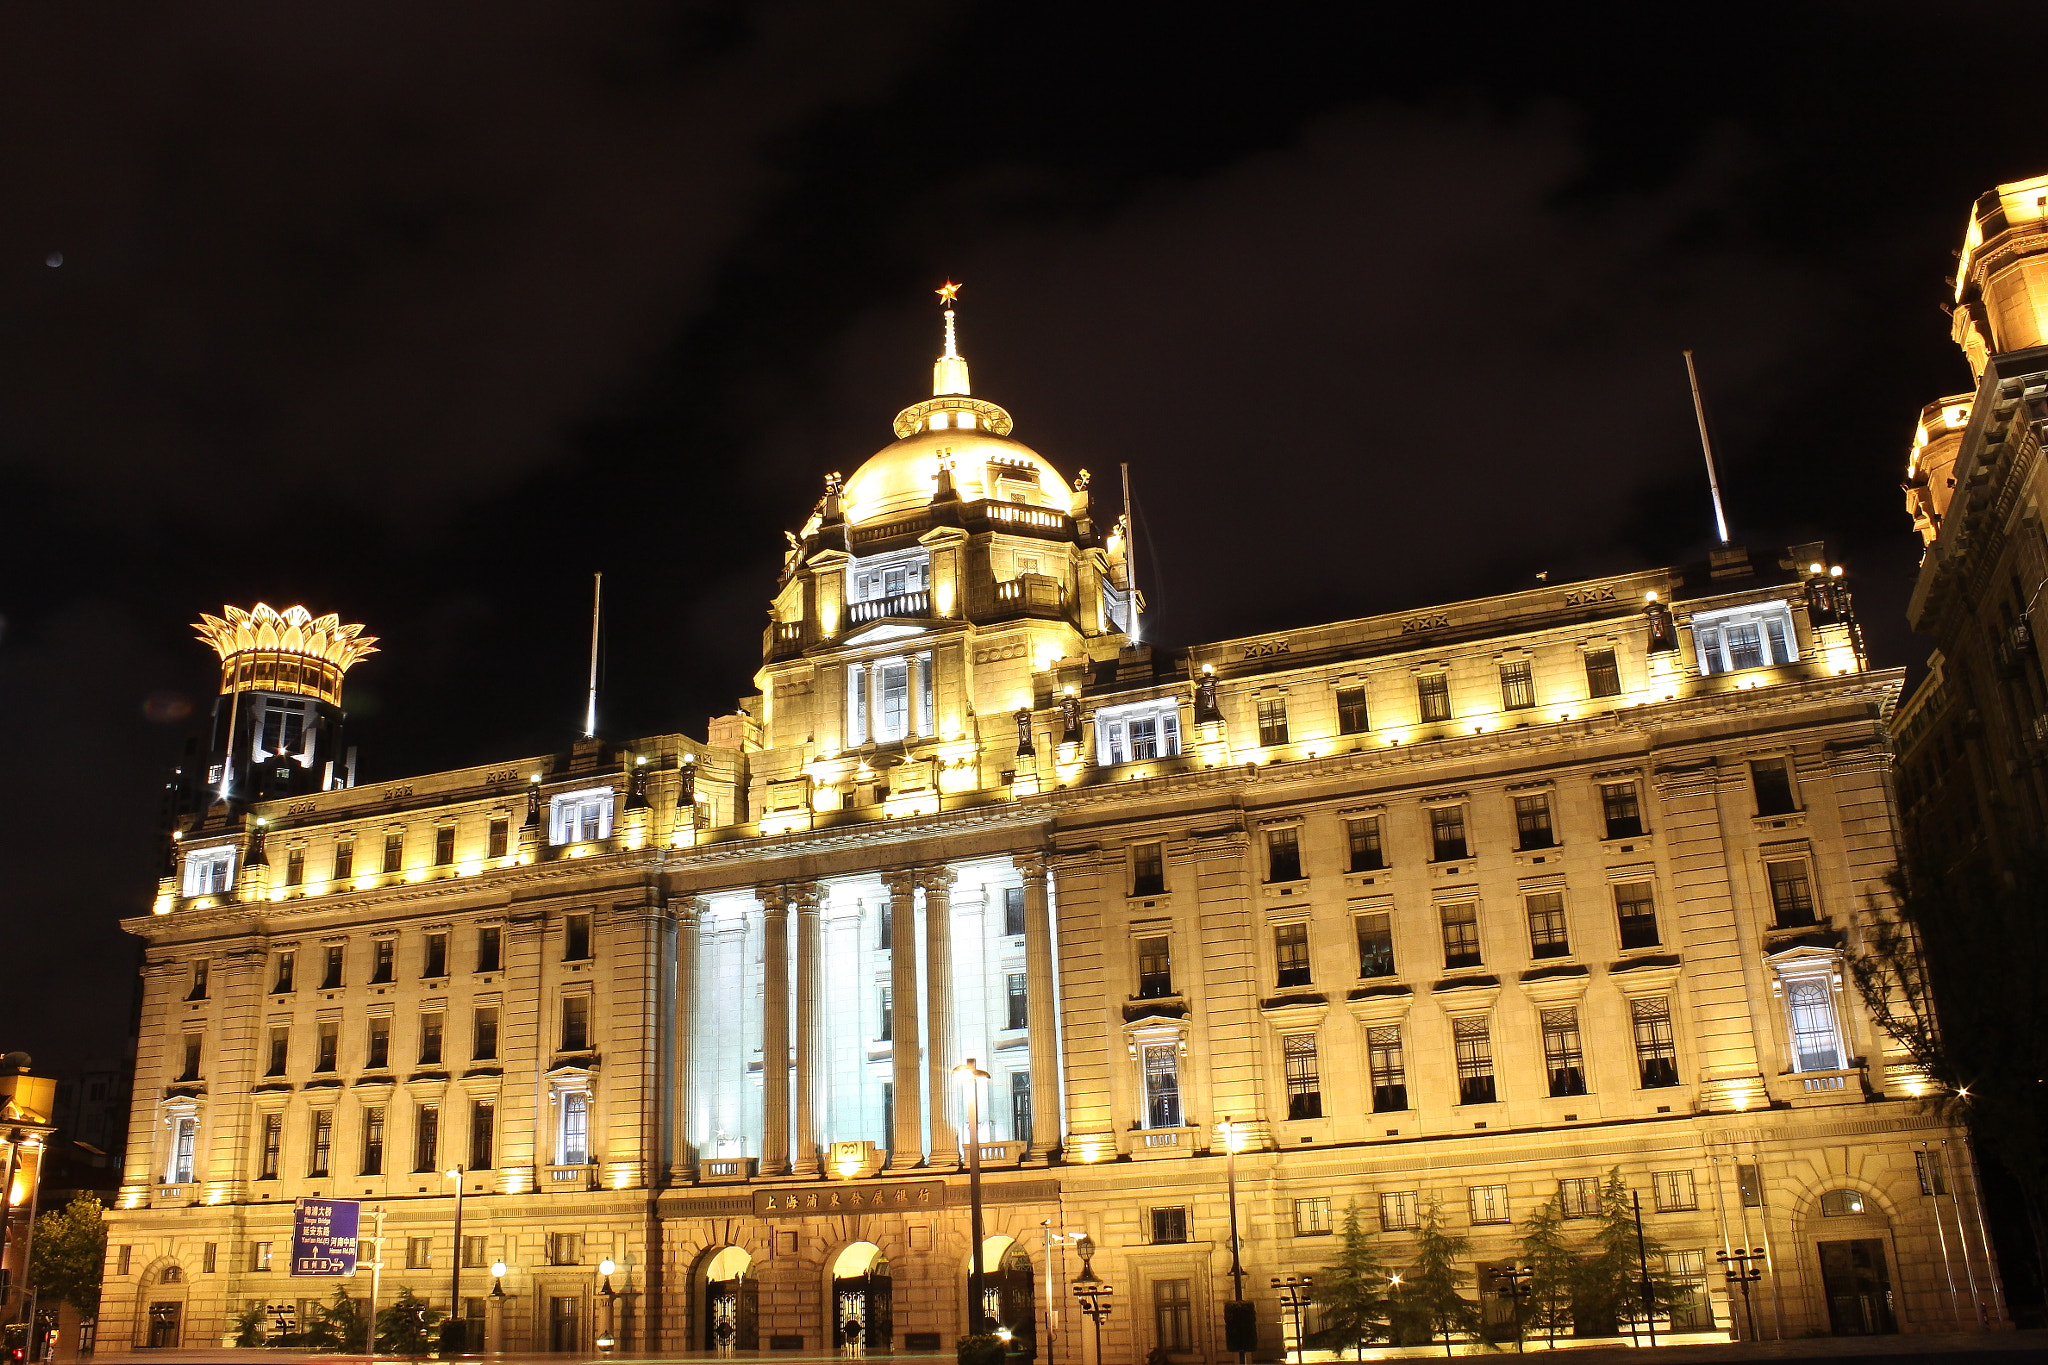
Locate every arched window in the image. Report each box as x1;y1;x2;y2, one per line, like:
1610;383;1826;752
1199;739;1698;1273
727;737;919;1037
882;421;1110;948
159;1266;183;1284
1820;1189;1867;1217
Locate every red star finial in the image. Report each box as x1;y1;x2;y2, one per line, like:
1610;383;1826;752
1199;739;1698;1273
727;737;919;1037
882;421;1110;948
936;280;962;306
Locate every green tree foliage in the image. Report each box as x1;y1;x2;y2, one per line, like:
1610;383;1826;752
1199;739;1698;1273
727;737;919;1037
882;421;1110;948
303;1288;367;1351
376;1287;443;1357
1572;1169;1678;1342
1515;1195;1576;1347
29;1193;106;1317
1850;856;2048;1290
1398;1199;1480;1357
230;1305;266;1348
1310;1201;1389;1358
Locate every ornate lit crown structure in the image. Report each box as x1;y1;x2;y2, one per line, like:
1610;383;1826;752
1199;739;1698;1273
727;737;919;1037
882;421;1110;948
193;603;378;705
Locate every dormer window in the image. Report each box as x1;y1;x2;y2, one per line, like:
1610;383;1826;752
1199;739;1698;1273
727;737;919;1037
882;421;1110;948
182;846;236;896
549;789;615;845
1692;602;1798;675
1095;699;1182;765
849;548;930;604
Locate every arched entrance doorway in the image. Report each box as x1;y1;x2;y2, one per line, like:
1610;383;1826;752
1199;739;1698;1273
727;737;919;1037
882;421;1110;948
977;1236;1036;1358
701;1246;758;1352
831;1242;893;1351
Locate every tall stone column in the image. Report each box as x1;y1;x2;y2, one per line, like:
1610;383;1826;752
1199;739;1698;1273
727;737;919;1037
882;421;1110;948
922;866;960;1168
1016;852;1062;1160
672;897;705;1178
793;883;825;1176
760;887;792;1175
883;869;924;1169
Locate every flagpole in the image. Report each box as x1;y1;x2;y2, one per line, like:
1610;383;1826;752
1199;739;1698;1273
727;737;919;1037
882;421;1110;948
583;572;602;738
1683;351;1731;544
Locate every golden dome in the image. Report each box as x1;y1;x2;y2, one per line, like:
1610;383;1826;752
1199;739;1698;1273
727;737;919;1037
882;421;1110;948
840;425;1074;525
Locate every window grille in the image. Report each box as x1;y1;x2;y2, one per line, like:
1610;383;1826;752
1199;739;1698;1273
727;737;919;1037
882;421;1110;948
1526;892;1570;958
1652;1170;1697;1211
1257;696;1290;746
560;1092;590;1165
1584;649;1622;698
1542;1008;1586;1097
1916;1151;1948;1196
259;1113;282;1180
1379;1191;1419;1231
1356;913;1395;978
1150;1207;1189;1244
1469;1184;1509;1224
1131;843;1165;896
1615;881;1660;948
1819;1189;1866;1216
1336;686;1370;734
1440;903;1482;969
548;1232;583;1265
1137;937;1173;998
1274;923;1312;987
1786;978;1843;1071
1601;781;1645;838
1558;1177;1599;1218
414;1105;440;1173
1752;758;1798;815
1346;816;1385;872
1003;885;1028;934
1266;826;1303;882
1454;1016;1497;1105
1631;996;1680;1087
1368;1026;1408;1112
1142;1043;1182;1128
1417;673;1452;722
361;1108;385;1176
1283;1033;1323;1120
1430;805;1468;861
1294;1197;1332;1235
1736;1164;1762;1208
1153;1279;1193;1351
1766;858;1816;927
309;1111;333;1177
1500;660;1535;710
1515;793;1556;849
470;1101;495;1170
1006;973;1029;1030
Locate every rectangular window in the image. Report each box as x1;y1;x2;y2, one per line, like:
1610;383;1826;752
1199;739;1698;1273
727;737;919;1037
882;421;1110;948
1356;913;1395;978
265;1028;289;1077
259;1113;282;1180
1752;758;1798;815
1440;902;1482;969
1663;1248;1712;1330
1257;696;1290;746
186;960;209;1001
177;1035;202;1082
1615;881;1661;949
1766;858;1817;927
564;913;592;961
1368;1025;1408;1112
470;1102;495;1171
1131;843;1165;896
1153;1279;1193;1352
1454;1016;1497;1105
548;1232;582;1267
487;818;509;859
361;1107;385;1175
382;832;403;874
370;939;394;984
203;1243;217;1274
1584;649;1622;698
879;660;910;741
1004;886;1027;934
249;1241;272;1273
1294;1197;1332;1236
1500;660;1535;710
1653;1170;1698;1212
1417;673;1451;722
413;1105;440;1173
1136;936;1173;998
1558;1177;1599;1218
285;848;305;887
321;945;344;989
1736;1164;1762;1208
463;1236;488;1270
1010;1071;1032;1149
1542;1008;1587;1096
1346;816;1385;872
170;1117;197;1185
1515;794;1556;849
1379;1191;1419;1232
1430;805;1468;861
878;986;893;1041
1283;1033;1322;1119
1601;782;1645;839
118;1246;131;1276
1526;892;1571;958
1695;604;1798;675
1149;1207;1189;1244
434;826;456;866
1336;685;1370;734
561;996;590;1052
333;840;354;880
559;1094;590;1165
476;927;502;974
878;896;893;950
417;1013;444;1067
315;1022;338;1073
407;1237;432;1271
1266;826;1303;882
1274;922;1312;987
1915;1151;1948;1195
1632;996;1680;1087
1469;1184;1510;1224
272;951;295;994
310;1111;333;1178
181;846;236;896
472;1008;498;1061
1006;973;1029;1030
366;1018;390;1070
1142;1043;1182;1128
423;933;447;979
1786;977;1844;1071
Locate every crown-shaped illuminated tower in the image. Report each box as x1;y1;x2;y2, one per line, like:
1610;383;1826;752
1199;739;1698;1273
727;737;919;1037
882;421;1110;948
192;603;378;804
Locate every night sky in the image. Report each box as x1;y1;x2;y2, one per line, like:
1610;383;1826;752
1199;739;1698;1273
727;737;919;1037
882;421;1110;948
3;2;2045;1078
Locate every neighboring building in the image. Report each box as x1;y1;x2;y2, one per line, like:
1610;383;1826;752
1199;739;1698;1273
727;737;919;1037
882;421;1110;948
103;299;2001;1354
1;1054;60;1341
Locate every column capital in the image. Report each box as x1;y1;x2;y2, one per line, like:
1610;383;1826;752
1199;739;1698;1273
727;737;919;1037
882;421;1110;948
673;895;709;920
916;865;958;893
1011;850;1051;879
880;867;920;896
789;881;825;913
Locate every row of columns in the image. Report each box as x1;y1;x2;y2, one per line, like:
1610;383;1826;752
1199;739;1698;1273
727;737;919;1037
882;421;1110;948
676;852;1057;1176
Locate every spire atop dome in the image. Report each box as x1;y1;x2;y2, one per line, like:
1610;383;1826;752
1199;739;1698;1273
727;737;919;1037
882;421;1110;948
932;280;970;396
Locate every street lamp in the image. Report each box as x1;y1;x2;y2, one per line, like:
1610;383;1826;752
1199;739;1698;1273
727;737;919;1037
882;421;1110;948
1716;1247;1766;1342
1220;1118;1253;1364
490;1261;507;1301
1069;1237;1114;1365
1491;1266;1533;1353
597;1258;618;1353
1043;1223;1086;1365
442;1165;466;1352
954;1059;993;1335
1270;1275;1314;1365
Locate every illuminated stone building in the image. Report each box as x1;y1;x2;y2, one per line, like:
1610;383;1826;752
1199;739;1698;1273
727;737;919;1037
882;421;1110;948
105;296;2002;1354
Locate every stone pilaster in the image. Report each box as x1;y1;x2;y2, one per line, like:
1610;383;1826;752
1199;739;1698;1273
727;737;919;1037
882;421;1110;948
759;887;792;1175
793;883;825;1176
1016;852;1062;1159
921;866;960;1168
883;869;923;1168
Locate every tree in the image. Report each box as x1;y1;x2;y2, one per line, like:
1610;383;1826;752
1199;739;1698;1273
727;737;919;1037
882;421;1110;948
29;1193;106;1319
1515;1195;1575;1347
1572;1169;1677;1343
1399;1199;1480;1357
1849;856;2048;1296
304;1287;367;1352
1310;1201;1389;1358
375;1288;442;1357
229;1305;266;1348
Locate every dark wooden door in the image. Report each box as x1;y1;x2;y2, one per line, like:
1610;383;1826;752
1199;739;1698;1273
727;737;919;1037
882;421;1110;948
549;1296;580;1353
146;1303;181;1348
1818;1239;1897;1336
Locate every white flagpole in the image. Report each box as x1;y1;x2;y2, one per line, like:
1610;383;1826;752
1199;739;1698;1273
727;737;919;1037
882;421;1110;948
1683;350;1732;544
583;572;603;738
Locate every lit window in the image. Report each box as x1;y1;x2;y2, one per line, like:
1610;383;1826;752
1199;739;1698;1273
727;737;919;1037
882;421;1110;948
549;789;615;845
848;548;930;605
1417;673;1452;722
1785;975;1844;1072
1355;913;1395;978
1096;700;1182;765
182;846;236;896
169;1116;197;1184
1584;649;1622;698
1499;660;1535;710
1273;923;1311;986
1820;1189;1866;1217
1336;686;1370;734
1692;602;1799;675
1142;1043;1182;1128
847;652;934;744
1256;696;1290;746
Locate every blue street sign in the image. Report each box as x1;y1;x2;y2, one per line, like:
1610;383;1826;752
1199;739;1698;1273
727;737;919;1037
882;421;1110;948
291;1197;361;1277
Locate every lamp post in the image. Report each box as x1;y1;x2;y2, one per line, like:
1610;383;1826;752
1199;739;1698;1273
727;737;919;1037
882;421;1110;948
443;1165;466;1352
487;1261;507;1356
1270;1275;1313;1365
597;1258;618;1353
1220;1118;1253;1365
1716;1248;1766;1342
1043;1223;1086;1365
1491;1266;1533;1354
955;1059;993;1335
1069;1237;1113;1365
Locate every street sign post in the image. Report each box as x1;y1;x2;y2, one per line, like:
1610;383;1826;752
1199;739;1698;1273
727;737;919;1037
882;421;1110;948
291;1197;361;1277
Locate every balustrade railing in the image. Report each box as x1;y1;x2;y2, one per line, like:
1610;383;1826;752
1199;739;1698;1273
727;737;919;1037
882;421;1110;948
849;589;931;624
